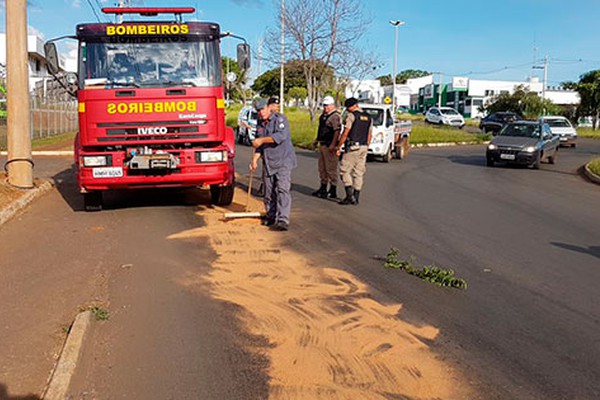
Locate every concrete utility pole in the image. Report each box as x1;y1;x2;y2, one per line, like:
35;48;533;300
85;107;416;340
6;0;33;188
437;72;443;108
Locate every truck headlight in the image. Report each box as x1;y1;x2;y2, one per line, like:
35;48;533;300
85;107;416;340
197;151;228;163
372;133;384;144
522;146;536;153
82;155;109;167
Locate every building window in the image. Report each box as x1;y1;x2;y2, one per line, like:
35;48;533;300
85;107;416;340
35;60;41;72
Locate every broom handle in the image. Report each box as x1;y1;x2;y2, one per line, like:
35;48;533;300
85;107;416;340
246;148;256;212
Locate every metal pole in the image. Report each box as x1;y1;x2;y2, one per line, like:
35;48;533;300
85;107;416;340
6;0;33;188
389;20;404;115
279;0;285;113
392;24;398;115
437;72;443;108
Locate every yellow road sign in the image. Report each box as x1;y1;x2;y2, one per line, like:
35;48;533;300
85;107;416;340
384;96;391;104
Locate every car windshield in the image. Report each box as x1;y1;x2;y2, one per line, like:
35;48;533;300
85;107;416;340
363;108;384;126
544;119;571;128
500;124;541;138
81;36;221;88
440;108;459;115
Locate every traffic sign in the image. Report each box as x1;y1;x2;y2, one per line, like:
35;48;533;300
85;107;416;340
384;96;391;104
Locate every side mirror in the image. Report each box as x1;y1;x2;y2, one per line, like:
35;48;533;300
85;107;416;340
44;42;60;75
237;43;251;70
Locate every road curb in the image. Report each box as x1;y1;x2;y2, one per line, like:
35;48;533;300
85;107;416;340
43;311;92;400
583;162;600;185
0;180;53;227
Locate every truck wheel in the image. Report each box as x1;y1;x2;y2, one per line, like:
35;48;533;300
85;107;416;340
382;145;392;163
395;137;409;159
84;192;103;212
210;184;234;206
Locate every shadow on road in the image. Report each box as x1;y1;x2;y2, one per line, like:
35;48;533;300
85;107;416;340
51;164;215;212
551;242;600;260
0;383;40;400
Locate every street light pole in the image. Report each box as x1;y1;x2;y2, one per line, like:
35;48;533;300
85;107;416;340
389;20;404;116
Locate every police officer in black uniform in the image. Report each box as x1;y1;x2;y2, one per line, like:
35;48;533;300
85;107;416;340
335;97;372;205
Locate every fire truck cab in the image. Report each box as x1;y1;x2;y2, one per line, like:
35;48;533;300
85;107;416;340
44;7;249;211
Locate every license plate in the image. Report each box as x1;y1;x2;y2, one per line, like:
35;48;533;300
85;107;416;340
500;153;515;160
560;137;568;141
92;167;123;178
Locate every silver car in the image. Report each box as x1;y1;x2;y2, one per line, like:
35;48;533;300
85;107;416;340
539;116;577;148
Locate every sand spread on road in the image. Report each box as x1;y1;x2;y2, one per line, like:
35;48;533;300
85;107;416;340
169;187;471;400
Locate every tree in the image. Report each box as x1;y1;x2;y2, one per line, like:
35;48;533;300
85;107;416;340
269;0;371;121
483;85;561;119
568;70;600;130
396;69;430;84
376;74;393;86
251;59;333;99
222;57;249;103
287;86;307;107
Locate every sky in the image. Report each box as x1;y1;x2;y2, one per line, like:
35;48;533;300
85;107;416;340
1;0;599;86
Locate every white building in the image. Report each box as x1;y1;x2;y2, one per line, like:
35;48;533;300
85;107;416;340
344;79;384;103
0;33;56;92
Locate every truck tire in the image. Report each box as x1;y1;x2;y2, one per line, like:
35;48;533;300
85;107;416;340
395;137;409;160
210;184;234;206
382;145;392;163
84;191;103;212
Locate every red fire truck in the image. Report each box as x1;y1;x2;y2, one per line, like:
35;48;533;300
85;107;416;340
44;7;249;211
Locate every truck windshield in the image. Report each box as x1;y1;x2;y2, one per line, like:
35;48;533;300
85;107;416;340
81;38;221;88
363;108;384;126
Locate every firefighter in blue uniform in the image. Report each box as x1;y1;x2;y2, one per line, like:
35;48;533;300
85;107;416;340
250;98;297;231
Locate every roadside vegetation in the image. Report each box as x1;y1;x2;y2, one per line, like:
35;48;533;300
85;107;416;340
588;158;600;176
226;105;489;148
578;127;600;139
383;248;467;290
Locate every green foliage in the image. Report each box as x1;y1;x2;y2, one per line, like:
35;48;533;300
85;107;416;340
571;70;600;130
588;158;600;176
578;127;600;139
287;86;307;106
410;124;490;145
376;74;393;86
251;59;333;97
396;69;431;84
483;85;561;119
383;248;467;290
90;306;110;321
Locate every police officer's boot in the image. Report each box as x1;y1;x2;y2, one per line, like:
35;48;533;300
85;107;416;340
353;190;360;205
328;185;338;199
339;186;355;205
312;183;327;198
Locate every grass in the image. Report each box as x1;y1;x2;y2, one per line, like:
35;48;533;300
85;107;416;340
588;158;600;176
89;306;110;321
383;248;467;290
31;132;76;149
578;127;600;139
227;105;488;148
411;124;490;145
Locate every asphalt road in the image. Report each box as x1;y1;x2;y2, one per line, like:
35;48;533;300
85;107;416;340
277;138;600;399
2;138;599;399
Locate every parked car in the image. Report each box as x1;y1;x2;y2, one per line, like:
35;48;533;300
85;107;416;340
360;104;412;162
539;116;577;147
486;121;559;169
236;106;258;145
479;112;520;134
424;107;465;128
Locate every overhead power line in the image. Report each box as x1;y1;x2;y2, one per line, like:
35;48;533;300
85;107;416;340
84;0;102;22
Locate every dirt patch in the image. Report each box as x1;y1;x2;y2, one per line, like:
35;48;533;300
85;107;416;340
0;174;46;212
169;187;472;399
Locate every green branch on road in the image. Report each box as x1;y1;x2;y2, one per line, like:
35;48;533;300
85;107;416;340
383;248;467;290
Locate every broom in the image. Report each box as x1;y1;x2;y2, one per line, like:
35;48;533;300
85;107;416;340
224;150;262;219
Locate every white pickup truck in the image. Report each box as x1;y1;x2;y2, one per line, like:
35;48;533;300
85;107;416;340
360;103;412;162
